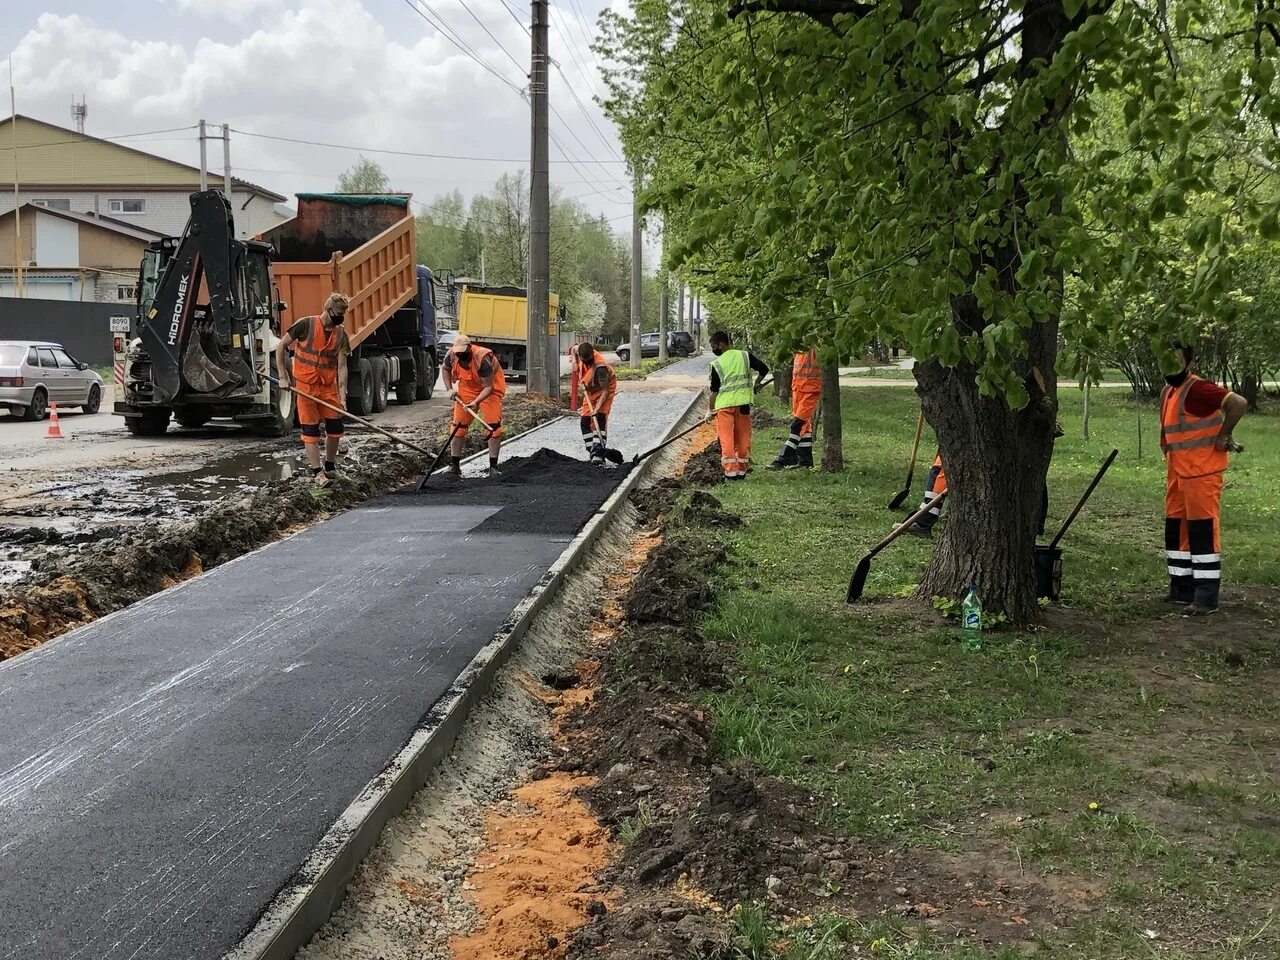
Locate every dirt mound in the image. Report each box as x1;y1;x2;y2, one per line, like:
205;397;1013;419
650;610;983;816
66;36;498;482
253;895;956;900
674;491;740;529
750;406;784;428
0;395;566;663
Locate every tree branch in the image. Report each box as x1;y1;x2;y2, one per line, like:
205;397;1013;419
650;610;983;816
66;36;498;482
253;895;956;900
728;0;876;23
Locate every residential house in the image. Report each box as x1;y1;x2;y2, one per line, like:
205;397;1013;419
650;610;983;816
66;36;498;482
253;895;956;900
0;203;163;302
0;114;289;244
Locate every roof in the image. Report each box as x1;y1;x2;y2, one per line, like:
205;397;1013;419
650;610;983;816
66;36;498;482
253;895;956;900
0;203;165;242
0;340;69;348
0;115;287;202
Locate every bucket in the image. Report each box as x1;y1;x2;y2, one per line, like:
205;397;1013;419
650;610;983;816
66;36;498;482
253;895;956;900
1034;545;1062;600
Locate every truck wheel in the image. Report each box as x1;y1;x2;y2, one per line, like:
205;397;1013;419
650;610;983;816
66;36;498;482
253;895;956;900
371;357;390;413
175;408;212;429
251;366;295;437
349;358;375;417
414;347;435;401
395;354;417;406
127;408;171;436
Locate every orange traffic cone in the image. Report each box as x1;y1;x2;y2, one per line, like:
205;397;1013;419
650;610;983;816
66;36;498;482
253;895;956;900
46;402;65;439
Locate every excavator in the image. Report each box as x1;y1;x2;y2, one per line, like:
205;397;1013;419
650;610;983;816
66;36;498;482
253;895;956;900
113;190;293;436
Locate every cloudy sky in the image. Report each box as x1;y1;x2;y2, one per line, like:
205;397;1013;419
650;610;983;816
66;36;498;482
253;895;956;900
2;0;635;227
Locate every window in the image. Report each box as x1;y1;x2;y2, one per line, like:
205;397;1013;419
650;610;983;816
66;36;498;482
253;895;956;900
108;199;145;214
37;348;57;368
51;348;77;369
33;199;71;211
27;347;38;365
117;284;137;301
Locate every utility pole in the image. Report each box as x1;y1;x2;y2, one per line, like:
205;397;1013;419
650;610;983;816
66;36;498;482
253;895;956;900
10;59;23;298
198;119;208;191
222;123;232;199
527;0;554;398
684;279;692;333
629;186;641;369
657;272;668;362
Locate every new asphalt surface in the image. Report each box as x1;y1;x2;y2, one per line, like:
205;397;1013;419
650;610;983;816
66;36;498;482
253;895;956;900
0;388;698;960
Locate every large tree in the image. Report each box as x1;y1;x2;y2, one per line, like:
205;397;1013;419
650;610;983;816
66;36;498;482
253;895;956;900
601;0;1280;621
335;155;390;193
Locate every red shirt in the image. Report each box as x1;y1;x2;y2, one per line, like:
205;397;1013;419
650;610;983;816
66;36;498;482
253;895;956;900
1183;378;1229;418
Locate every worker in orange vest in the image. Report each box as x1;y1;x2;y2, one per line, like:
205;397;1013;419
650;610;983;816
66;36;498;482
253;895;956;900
574;342;617;463
769;348;821;469
442;333;507;478
1160;343;1247;614
276;292;351;487
904;452;948;537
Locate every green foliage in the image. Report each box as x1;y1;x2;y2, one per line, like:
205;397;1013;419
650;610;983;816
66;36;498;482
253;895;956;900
599;0;1280;403
335;155;390;193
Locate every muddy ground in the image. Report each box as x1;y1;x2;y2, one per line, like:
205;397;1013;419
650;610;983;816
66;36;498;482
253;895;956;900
0;394;565;660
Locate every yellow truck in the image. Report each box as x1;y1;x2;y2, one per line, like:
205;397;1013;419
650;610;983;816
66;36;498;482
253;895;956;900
456;283;562;381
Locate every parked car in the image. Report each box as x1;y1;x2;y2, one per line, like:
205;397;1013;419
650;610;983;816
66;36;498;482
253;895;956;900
617;332;663;363
668;331;696;356
0;341;105;421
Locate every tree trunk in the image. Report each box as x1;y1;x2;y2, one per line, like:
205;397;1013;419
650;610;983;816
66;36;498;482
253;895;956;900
774;360;793;402
915;301;1058;624
820;361;843;473
1241;372;1260;411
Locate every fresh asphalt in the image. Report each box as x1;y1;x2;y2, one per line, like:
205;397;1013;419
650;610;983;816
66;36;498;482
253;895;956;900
0;386;700;960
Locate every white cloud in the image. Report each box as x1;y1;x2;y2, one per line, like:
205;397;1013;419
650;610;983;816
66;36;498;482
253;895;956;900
7;1;631;220
160;0;283;23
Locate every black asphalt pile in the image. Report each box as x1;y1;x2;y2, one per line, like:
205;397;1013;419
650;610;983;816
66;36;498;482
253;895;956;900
390;448;634;536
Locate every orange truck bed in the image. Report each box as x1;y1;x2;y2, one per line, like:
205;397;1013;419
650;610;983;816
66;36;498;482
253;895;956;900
260;194;416;349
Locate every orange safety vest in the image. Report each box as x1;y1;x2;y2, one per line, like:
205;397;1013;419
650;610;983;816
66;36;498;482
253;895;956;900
292;316;342;387
578;349;617;408
1160;375;1228;478
449;344;507;398
792;349;821;394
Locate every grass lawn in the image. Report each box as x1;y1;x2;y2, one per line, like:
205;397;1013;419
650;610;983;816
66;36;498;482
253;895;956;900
684;386;1280;958
615;356;682;380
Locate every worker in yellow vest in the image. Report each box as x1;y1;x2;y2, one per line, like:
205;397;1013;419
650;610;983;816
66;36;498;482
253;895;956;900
708;331;769;480
1160;343;1247;614
770;348;821;469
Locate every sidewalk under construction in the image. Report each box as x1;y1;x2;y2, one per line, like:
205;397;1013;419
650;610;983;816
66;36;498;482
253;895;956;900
0;379;703;960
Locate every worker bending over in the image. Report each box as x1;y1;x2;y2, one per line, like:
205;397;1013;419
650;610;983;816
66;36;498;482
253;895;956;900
442;334;506;478
770;348;821;469
575;342;617;464
708;330;769;480
276;293;351;487
1160;342;1247;614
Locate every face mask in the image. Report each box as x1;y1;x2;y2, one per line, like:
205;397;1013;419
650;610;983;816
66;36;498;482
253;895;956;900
712;346;725;356
456;349;473;364
1165;369;1189;387
329;310;345;325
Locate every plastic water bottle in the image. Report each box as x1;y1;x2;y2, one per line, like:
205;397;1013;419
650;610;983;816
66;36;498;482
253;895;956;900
961;585;982;650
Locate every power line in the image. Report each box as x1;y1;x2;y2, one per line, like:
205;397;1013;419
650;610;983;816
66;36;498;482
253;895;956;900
399;0;525;94
499;0;532;36
231;127;627;164
549;2;610;104
565;0;614;94
455;0;528;75
551;61;623;160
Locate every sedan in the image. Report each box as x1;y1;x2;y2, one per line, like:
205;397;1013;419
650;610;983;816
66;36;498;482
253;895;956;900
0;341;105;421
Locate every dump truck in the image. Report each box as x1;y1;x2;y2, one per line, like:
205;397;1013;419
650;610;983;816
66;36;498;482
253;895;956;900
113;191;443;434
457;283;563;380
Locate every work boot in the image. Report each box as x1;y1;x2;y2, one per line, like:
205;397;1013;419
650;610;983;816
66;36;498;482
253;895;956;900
1184;603;1219;616
904;524;932;539
312;469;332;488
768;460;786;471
324;460;338;479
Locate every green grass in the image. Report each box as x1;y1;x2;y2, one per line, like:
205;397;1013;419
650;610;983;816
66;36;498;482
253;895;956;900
615;356;681;380
674;385;1280;959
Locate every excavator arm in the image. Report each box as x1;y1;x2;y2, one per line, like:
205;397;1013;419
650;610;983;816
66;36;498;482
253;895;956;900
138;190;261;404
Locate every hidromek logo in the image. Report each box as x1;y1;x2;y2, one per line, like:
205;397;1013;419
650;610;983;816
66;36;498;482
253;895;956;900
167;272;190;347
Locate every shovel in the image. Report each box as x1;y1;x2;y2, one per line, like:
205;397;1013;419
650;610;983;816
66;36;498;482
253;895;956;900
887;411;925;510
1045;448;1119;552
267;375;435;457
847;491;947;603
579;393;625;465
631;414;713;465
415;400;501;491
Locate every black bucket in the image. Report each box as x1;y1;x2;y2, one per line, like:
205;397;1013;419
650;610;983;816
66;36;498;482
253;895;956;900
1034;545;1062;600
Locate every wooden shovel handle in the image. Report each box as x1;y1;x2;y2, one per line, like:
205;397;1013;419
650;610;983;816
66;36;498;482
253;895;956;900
869;490;947;560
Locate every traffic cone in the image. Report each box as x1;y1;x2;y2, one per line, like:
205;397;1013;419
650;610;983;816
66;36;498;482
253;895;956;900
46;402;65;439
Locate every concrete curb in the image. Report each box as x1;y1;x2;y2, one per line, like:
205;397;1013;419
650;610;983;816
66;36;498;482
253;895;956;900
225;390;704;960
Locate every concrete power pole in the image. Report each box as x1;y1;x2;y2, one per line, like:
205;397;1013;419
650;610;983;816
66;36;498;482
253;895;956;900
657;272;668;362
527;0;554;398
222;123;232;199
198;120;208;191
684;279;692;333
629;188;642;369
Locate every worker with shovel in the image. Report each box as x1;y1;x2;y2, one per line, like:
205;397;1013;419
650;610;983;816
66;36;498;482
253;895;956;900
442;334;506;478
1160;342;1247;615
708;330;770;480
769;348;821;470
574;342;617;464
276;293;351;487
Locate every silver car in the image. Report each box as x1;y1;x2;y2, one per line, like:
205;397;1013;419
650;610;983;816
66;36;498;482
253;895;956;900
0;341;105;421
